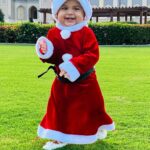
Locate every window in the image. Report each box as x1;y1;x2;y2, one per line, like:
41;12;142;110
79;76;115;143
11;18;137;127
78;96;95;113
17;6;25;20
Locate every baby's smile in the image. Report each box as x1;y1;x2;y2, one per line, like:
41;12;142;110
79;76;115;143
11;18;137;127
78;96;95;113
63;16;76;25
64;16;76;20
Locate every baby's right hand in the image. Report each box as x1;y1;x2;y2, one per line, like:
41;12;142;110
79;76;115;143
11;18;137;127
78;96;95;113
39;40;47;54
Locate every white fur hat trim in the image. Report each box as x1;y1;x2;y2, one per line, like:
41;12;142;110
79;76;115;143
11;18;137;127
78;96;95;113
60;30;71;39
51;0;92;21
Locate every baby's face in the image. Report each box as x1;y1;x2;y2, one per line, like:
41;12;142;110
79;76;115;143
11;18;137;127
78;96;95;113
56;0;85;26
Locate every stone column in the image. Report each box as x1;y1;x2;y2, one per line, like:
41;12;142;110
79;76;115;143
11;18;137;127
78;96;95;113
7;0;13;21
39;0;44;23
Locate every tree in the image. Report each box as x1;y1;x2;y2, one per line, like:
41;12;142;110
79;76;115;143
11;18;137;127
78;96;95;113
0;9;4;22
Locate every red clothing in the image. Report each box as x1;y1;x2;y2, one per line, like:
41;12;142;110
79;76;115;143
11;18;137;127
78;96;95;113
37;26;115;144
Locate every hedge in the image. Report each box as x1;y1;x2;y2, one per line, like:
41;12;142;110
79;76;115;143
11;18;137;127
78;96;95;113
0;22;150;45
89;22;150;45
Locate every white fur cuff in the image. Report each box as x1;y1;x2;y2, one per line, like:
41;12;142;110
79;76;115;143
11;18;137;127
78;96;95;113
59;61;80;82
35;36;54;59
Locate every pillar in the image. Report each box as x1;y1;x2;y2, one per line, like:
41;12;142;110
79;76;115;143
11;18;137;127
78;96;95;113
144;12;147;24
130;15;132;21
110;11;113;21
117;12;120;21
125;14;128;22
43;12;47;24
140;11;143;24
96;16;98;22
8;0;13;21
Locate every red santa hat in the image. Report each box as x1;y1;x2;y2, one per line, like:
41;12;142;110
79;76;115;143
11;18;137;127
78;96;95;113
51;0;92;21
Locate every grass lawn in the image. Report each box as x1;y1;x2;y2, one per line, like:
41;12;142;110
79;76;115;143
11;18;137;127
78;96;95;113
0;44;150;150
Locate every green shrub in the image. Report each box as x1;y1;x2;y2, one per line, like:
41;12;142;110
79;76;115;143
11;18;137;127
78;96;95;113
0;22;150;45
4;26;18;42
147;20;150;24
16;23;52;43
0;25;17;43
89;22;150;45
0;26;5;42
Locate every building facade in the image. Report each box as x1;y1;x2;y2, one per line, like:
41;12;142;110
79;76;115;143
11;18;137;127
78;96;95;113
0;0;150;23
0;0;39;22
94;0;149;7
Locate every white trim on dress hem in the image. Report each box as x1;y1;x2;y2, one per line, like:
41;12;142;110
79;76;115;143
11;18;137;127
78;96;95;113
37;122;115;144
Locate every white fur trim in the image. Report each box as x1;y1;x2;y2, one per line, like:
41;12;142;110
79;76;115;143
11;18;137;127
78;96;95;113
37;122;115;144
59;61;80;82
51;0;65;21
35;36;54;59
56;21;87;32
62;53;72;62
51;0;92;21
79;0;92;21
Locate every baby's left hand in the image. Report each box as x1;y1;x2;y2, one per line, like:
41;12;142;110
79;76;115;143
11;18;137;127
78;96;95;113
59;69;70;79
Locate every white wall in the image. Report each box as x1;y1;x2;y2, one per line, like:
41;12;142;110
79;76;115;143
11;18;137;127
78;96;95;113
0;0;150;23
0;0;8;21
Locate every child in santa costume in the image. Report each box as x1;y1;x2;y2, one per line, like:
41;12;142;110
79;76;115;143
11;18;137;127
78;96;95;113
35;0;115;149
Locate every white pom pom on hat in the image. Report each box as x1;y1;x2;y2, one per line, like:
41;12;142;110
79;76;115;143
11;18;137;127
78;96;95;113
51;0;92;21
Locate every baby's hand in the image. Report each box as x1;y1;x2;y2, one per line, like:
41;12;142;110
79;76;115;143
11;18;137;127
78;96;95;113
59;69;70;79
39;40;47;54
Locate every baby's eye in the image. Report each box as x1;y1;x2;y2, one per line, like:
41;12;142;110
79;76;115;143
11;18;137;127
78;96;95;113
74;7;81;10
61;6;68;10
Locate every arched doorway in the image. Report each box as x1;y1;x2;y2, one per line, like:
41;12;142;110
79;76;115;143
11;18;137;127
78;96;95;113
29;6;37;22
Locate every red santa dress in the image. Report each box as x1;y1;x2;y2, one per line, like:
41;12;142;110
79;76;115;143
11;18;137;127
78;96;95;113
36;21;115;144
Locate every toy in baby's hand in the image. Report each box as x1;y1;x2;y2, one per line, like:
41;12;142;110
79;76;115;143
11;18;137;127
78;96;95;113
39;39;48;54
36;37;80;82
35;36;54;59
